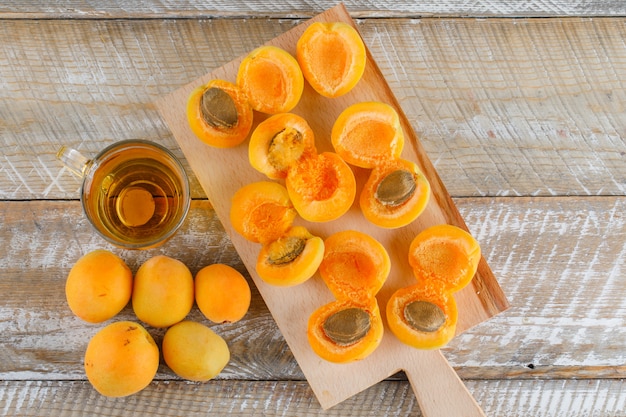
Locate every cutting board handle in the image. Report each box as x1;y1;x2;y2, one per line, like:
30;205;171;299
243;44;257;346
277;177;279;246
404;349;485;417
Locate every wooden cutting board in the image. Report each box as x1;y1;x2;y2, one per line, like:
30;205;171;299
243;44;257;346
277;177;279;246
156;4;509;415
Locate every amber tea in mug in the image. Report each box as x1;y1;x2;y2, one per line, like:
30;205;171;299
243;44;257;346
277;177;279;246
57;140;190;249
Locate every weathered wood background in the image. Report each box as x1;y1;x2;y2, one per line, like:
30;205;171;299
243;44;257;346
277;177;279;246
1;2;625;416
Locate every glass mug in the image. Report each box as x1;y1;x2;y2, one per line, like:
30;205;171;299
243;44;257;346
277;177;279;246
57;140;191;249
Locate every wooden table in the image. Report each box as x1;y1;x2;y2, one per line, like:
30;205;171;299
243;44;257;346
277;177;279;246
1;2;624;416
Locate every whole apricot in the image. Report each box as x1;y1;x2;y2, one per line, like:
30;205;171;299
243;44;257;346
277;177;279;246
132;255;194;328
65;249;132;323
84;321;159;397
162;320;230;382
195;264;251;323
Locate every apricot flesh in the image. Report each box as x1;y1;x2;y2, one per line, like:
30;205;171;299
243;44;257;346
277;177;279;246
162;320;230;382
331;101;404;168
132;255;194;328
285;152;356;222
65;249;132;323
408;224;481;292
296;22;366;98
237;45;304;114
195;264;251;323
230;181;297;244
84;321;159;397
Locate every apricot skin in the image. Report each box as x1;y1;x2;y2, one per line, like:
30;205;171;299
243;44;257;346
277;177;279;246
84;321;159;397
162;320;230;382
65;250;132;323
132;255;194;328
195;264;251;323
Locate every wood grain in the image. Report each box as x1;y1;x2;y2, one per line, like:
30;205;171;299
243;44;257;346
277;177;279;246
1;18;624;200
2;3;626;415
1;195;624;413
1;379;625;416
2;197;623;379
0;1;625;18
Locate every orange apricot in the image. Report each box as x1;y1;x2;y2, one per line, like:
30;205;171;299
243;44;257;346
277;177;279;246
408;224;481;292
84;321;159;397
132;255;194;328
307;298;383;363
230;181;297;244
195;264;251;323
318;230;390;301
285;152;356;222
65;249;132;323
248;113;317;179
256;226;324;286
386;282;458;350
331;101;404;168
162;320;230;382
187;79;253;148
360;158;431;228
296;21;366;98
237;45;304;114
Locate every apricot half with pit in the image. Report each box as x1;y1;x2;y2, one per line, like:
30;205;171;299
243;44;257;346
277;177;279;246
256;226;324;286
187;79;253;148
248;112;317;179
360;158;431;229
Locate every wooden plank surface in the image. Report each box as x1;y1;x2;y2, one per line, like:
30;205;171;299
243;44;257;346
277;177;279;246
0;1;625;18
1;379;625;417
1;18;625;200
1;196;625;414
1;4;625;416
1;197;624;377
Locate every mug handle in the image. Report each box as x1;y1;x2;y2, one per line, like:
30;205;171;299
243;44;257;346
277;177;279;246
56;146;91;178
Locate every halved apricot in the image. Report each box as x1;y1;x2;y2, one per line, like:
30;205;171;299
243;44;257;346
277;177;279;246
285;152;356;222
307;298;383;363
248;113;317;179
408;224;481;292
187;79;253;148
331;101;404;168
296;22;366;98
386;281;458;350
360;158;431;228
256;226;324;286
318;230;390;301
237;45;304;114
230;181;297;244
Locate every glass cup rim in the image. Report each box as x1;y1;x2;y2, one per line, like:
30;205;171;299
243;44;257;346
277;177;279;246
80;139;191;250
